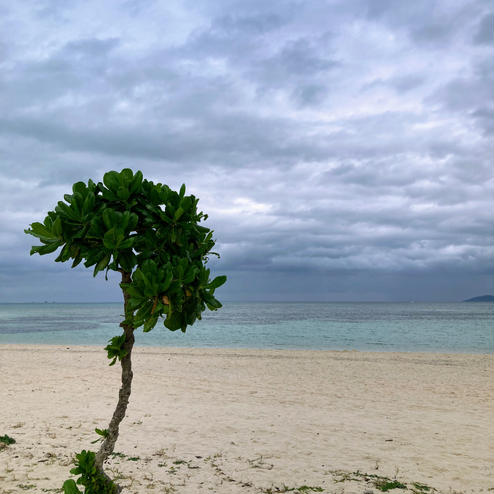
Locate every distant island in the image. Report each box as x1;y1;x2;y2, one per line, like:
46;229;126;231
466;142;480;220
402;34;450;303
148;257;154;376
463;295;494;302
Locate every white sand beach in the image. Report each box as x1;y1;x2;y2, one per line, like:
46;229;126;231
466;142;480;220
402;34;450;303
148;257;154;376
0;345;492;493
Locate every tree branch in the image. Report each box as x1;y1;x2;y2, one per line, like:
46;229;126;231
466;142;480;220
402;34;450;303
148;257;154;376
95;271;135;488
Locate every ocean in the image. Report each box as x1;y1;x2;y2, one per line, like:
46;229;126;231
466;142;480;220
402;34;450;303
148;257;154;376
0;302;492;353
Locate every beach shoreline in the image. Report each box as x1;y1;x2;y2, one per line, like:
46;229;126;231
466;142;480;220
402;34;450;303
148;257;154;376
1;345;492;493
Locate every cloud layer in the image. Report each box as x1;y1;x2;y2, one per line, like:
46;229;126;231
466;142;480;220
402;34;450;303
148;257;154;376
0;0;492;301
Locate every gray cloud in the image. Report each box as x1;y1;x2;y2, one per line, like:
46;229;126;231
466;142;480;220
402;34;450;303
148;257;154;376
0;0;492;302
474;12;494;45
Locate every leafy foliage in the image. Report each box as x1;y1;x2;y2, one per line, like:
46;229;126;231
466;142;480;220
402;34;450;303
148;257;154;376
0;434;16;445
25;169;226;334
63;450;117;494
105;335;128;366
62;480;81;494
26;169;226;492
374;480;407;492
90;428;109;444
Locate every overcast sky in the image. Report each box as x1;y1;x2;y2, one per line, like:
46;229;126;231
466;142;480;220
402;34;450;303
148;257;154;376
0;0;492;302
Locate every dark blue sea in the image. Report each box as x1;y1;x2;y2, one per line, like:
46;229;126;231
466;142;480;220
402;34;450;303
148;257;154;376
0;302;492;353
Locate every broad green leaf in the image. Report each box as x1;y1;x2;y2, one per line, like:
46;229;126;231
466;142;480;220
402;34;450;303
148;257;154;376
87;218;103;237
55;201;80;221
117;186;130;200
28;222;56;239
55;243;71;263
164;311;183;331
209;275;227;290
183;266;198;284
63;479;81;494
131;170;143;192
181;196;192;212
101;187;117;201
71;254;83;268
71;192;83;214
93;253;111;277
128;213;138;231
30;242;61;256
72;182;86;195
103;228;117;249
118;250;137;271
82;192;95;214
160;269;173;291
203;291;222;310
174;207;184;220
102;208;114;229
185;310;197;326
143;313;159;332
133;302;153;327
52;216;62;237
103;171;120;191
120;168;133;183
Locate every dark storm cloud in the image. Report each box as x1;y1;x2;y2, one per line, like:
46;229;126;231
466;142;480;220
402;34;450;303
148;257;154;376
0;0;492;302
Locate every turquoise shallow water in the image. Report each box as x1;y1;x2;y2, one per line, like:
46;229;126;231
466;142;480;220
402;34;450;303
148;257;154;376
0;302;492;353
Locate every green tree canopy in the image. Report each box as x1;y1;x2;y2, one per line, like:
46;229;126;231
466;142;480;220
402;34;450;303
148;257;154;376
25;168;225;333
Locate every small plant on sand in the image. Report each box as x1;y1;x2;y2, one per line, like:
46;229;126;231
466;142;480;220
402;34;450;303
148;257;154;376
374;479;407;492
411;482;436;494
0;434;16;445
263;486;324;493
330;470;412;492
26;169;226;492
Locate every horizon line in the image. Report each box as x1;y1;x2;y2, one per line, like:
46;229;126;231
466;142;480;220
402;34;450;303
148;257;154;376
1;298;492;305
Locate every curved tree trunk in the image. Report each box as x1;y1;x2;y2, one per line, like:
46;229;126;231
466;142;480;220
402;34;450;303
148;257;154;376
95;271;135;490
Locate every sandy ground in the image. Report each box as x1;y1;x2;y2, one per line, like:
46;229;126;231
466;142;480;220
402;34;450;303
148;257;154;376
0;345;492;494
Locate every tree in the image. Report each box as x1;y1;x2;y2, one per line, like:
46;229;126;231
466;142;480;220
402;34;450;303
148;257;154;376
25;169;226;492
